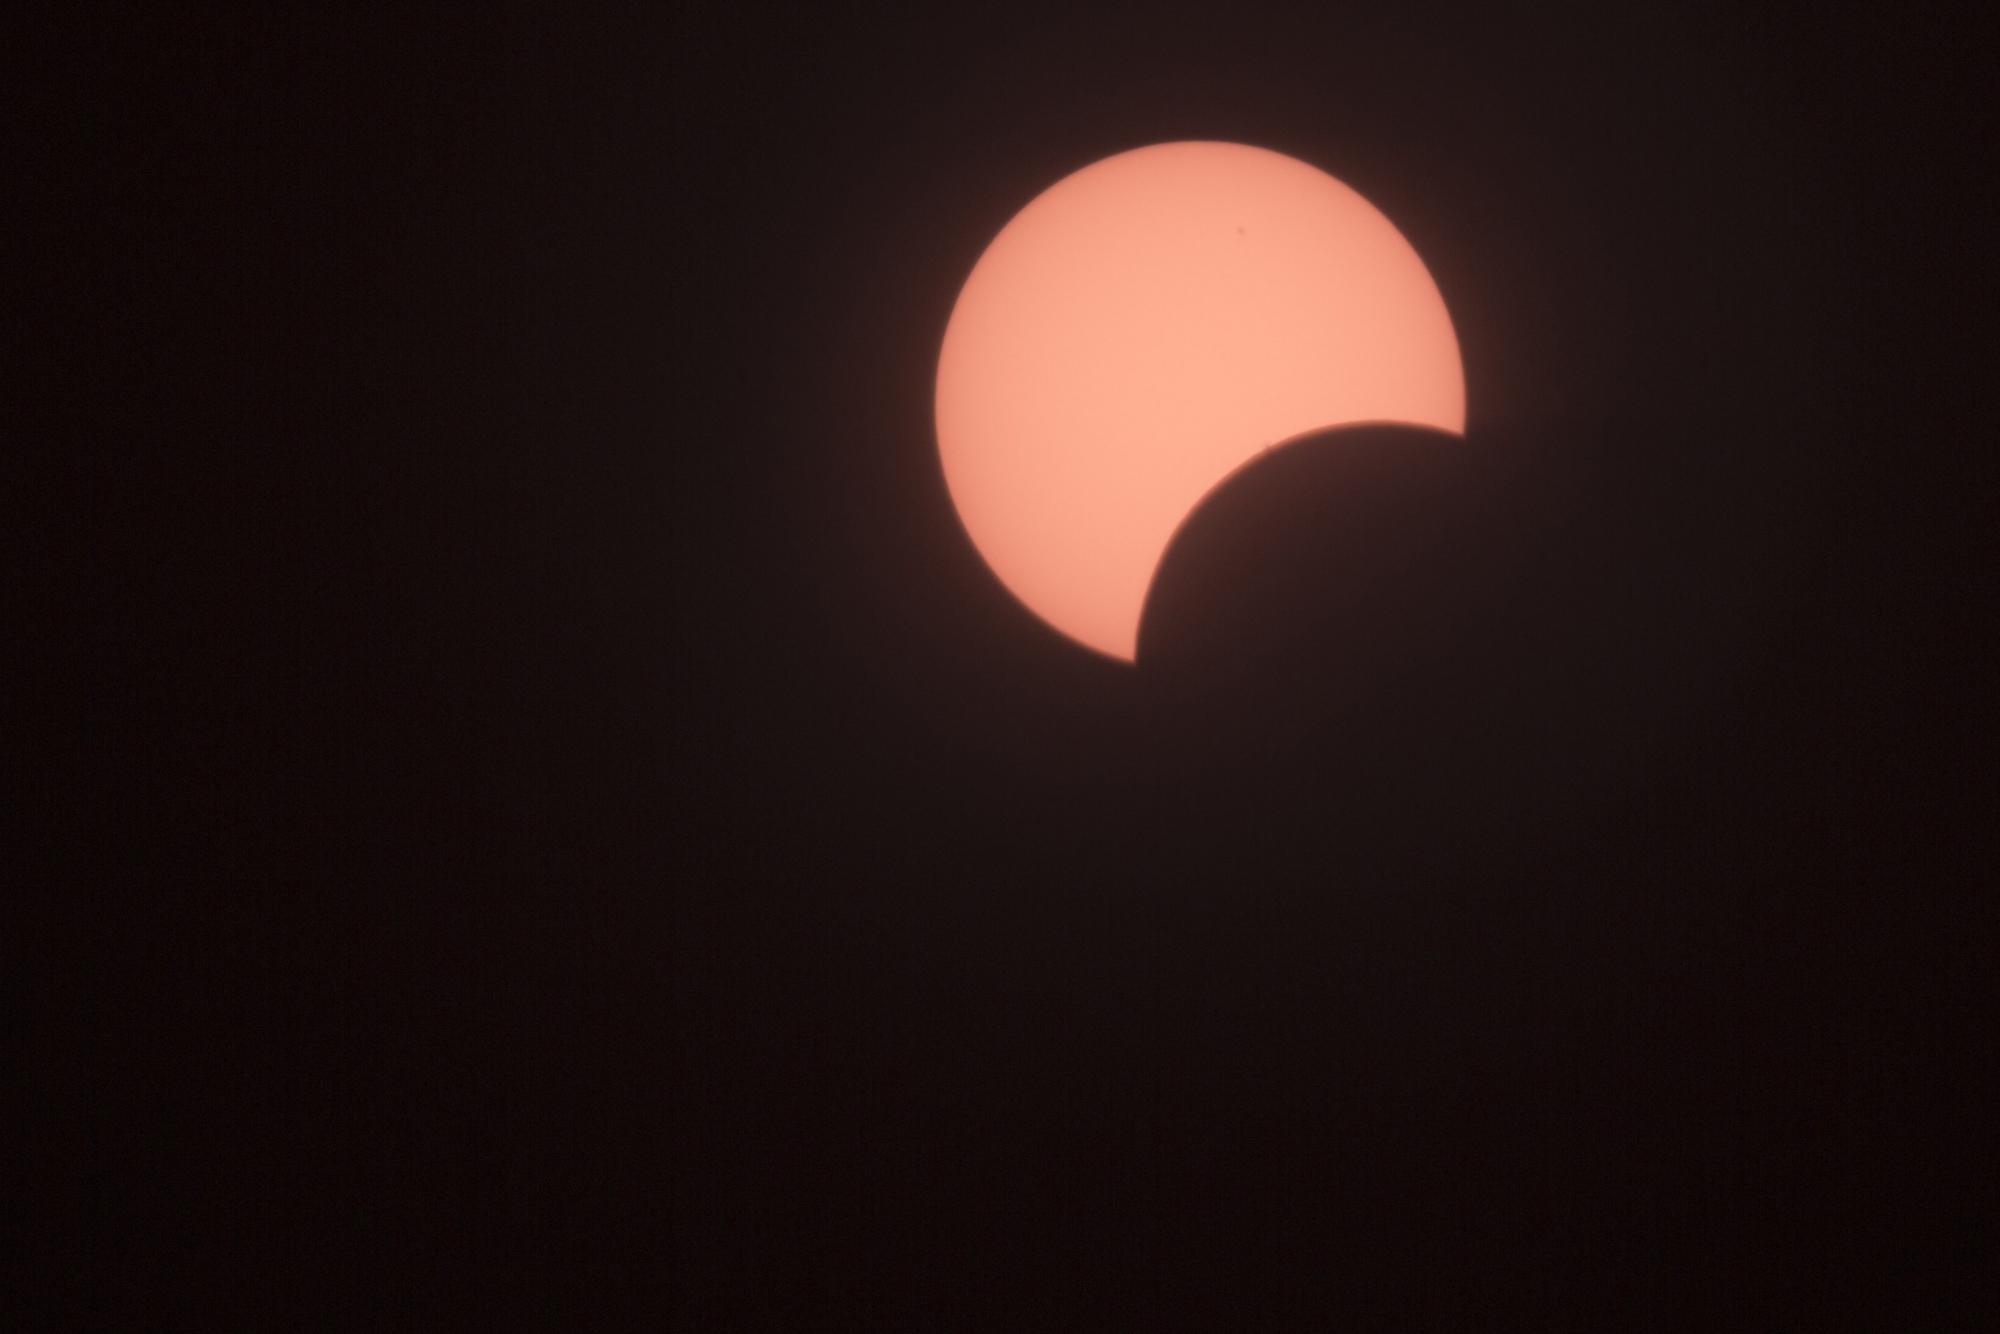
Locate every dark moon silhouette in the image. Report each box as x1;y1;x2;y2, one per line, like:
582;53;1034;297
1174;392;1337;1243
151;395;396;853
1134;420;1737;868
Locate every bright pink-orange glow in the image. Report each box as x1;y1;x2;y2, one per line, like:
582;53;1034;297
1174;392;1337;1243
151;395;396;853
935;141;1465;661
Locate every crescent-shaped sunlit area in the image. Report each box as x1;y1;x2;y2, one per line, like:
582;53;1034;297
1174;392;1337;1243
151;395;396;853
935;141;1464;661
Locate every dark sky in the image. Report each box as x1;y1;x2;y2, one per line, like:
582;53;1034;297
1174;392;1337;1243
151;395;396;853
26;3;1984;1327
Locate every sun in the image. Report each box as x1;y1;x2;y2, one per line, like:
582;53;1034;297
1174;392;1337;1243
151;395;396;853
935;141;1464;661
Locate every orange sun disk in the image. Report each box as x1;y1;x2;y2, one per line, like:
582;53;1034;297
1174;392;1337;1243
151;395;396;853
934;141;1465;661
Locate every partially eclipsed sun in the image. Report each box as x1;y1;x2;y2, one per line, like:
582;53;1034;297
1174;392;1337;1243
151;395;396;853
935;141;1465;661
